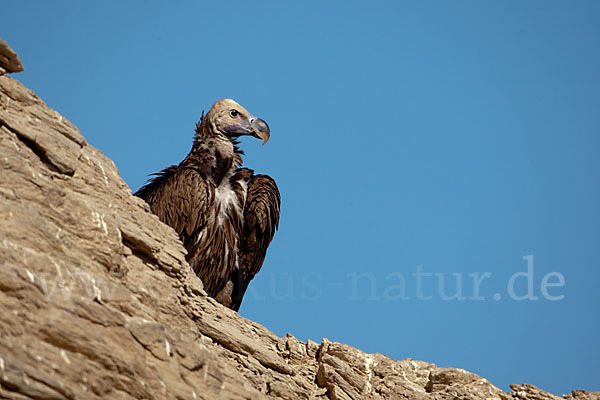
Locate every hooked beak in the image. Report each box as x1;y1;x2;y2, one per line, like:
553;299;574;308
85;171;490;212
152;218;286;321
249;116;270;145
225;115;271;145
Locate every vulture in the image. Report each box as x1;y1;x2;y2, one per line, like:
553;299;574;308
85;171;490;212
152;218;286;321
135;99;280;311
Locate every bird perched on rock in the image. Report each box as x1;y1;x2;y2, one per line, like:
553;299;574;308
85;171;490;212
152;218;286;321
135;99;280;311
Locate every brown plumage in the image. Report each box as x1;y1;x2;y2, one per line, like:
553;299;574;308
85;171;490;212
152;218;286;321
135;99;280;311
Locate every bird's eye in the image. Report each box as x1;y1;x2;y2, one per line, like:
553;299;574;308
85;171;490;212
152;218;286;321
230;109;239;118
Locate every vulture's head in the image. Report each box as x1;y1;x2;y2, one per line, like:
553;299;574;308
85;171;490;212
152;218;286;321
203;99;270;145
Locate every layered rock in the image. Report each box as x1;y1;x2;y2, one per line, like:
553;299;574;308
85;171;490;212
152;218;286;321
0;39;597;400
0;40;23;75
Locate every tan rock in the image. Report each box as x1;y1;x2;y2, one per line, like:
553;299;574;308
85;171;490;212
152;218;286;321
0;39;24;75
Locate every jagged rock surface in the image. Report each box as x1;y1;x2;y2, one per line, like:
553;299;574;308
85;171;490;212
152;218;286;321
0;40;23;76
0;40;598;400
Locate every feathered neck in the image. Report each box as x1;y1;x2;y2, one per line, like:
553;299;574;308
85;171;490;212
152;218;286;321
193;112;245;152
181;115;244;185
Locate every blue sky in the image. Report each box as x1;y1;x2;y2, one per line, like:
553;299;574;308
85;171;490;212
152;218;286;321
3;1;599;395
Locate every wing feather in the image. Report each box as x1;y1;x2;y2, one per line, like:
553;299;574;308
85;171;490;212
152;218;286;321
230;174;280;311
135;166;212;253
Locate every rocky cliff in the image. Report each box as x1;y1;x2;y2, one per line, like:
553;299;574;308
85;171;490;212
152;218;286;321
0;40;597;400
